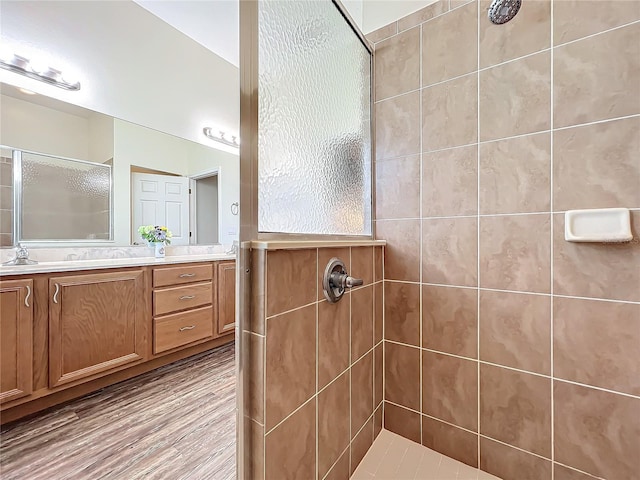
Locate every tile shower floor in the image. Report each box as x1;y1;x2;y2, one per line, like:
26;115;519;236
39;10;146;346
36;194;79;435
352;430;501;480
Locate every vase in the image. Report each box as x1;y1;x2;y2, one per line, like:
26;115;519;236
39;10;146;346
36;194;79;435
154;242;166;258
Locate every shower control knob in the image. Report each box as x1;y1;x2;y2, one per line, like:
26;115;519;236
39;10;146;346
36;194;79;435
323;258;363;303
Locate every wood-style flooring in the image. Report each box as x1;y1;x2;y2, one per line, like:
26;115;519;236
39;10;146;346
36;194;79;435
0;343;236;480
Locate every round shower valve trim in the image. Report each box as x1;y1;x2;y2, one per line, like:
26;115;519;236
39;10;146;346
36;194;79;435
322;257;363;303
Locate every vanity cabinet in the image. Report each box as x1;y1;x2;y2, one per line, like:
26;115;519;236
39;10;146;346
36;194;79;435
0;279;33;404
216;262;236;336
48;270;147;388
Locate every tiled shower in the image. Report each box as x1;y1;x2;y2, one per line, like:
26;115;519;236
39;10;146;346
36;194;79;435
370;0;639;479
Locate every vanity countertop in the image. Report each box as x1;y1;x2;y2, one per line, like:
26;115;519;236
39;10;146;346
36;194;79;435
0;253;236;277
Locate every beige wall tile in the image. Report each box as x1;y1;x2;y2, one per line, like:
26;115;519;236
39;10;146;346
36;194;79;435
423;351;478;431
266;249;316;317
480;51;551;141
265;305;316;430
374;282;383;344
376;219;421;282
554;464;601;480
351;352;374;435
374;343;383;406
318;297;350;389
480;214;551;293
248;419;264;480
554;0;640;45
553;212;640;302
480;364;552;457
554;23;640;128
367;22;397;45
479;290;551;375
423;285;478;358
375;27;421;101
422;416;479;468
398;0;448;32
480;437;552;480
450;0;475;8
352;286;374;362
554;297;640;396
350;417;374;475
385;281;420;346
374;404;383;439
423;74;478;151
384;401;422;444
480;0;550;68
318;371;350;479
479;133;551;214
251;249;266;334
553;117;640;211
318;247;350;301
265;399;316;480
376;155;421;219
375;92;421;161
385;342;421;411
423;145;478;217
246;332;265;424
554;381;640;479
351;246;374;287
422;2;478;85
423;217;478;287
374;246;383;282
324;448;350;480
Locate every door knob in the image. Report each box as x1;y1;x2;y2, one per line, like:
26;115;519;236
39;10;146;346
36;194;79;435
323;258;363;303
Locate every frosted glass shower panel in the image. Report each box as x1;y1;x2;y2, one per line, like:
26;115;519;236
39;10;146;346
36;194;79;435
21;152;111;241
258;0;372;235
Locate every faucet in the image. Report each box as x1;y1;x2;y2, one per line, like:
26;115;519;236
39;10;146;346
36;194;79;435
225;241;238;256
2;244;39;266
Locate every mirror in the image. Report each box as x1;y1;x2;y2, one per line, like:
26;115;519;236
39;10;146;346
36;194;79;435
0;0;240;248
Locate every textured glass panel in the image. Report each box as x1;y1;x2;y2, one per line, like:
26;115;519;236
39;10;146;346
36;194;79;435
258;0;371;235
21;152;111;241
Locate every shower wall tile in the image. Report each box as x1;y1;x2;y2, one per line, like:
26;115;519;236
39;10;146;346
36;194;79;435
266;249;316;316
479;0;551;68
324;449;350;480
422;285;477;358
374;343;383;406
422;416;479;468
553;116;640;211
375;26;420;101
553;0;640;45
480;364;552;457
351;352;374;435
366;22;397;44
375;92;421;160
318;297;350;389
384;281;420;346
422;1;478;85
318;371;350;479
422;216;478;286
423;351;478;431
554;297;640;396
376;155;421;219
479;290;551;375
422;145;478;217
479;51;551;141
375;219;420;282
370;2;640;478
554;381;640;480
479;214;551;293
553;212;640;302
422;74;478;151
374;246;383;282
554;23;640;128
352;246;374;287
374;282;383;344
351;418;374;475
351;286;374;362
250;249;266;334
479;133;551;214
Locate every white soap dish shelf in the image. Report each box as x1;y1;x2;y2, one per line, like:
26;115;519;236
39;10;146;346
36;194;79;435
565;208;633;243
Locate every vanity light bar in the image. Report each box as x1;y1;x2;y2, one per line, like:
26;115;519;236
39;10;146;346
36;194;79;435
0;53;81;91
203;127;239;149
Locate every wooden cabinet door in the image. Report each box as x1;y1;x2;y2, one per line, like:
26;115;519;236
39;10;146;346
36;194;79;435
216;262;236;336
0;279;33;404
49;270;146;388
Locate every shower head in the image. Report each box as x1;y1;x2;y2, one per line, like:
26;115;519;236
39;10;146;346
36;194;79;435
488;0;522;24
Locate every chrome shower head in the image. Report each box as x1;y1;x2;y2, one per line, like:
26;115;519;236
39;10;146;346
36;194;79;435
488;0;522;24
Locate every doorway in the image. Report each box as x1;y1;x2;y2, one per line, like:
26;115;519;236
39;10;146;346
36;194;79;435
190;170;221;245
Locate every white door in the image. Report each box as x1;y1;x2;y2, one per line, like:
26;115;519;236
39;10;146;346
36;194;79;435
131;173;190;245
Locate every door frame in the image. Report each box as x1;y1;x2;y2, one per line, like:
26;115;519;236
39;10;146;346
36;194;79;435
189;167;221;245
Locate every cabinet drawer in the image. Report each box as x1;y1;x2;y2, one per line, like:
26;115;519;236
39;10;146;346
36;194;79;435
154;307;213;354
153;264;213;288
154;282;212;316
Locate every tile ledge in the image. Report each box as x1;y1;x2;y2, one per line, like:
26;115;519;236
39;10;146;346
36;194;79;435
247;239;386;250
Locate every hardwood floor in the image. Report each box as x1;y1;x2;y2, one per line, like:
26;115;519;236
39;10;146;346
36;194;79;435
0;343;236;480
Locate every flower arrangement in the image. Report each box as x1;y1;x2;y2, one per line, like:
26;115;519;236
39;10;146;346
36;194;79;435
138;225;173;245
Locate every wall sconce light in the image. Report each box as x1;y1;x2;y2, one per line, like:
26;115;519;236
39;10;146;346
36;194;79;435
0;52;81;91
203;127;239;149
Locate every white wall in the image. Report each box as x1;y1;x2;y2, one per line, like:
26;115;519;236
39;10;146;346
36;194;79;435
362;0;438;33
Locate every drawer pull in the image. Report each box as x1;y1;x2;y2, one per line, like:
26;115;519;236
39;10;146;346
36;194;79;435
25;285;31;308
179;325;196;331
179;295;196;300
179;273;196;278
53;283;60;304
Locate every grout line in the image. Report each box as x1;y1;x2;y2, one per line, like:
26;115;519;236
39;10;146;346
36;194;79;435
476;0;481;466
264;394;316;437
315;250;319;480
265;300;318;320
248;330;265;338
479;433;552;462
553;461;606;480
263;251;267;480
321;443;351;480
349;247;353;473
418;19;424;446
554;18;640;48
553;113;640;132
550;2;555;478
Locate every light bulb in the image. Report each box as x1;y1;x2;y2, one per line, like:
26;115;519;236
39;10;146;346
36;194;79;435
28;57;50;75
